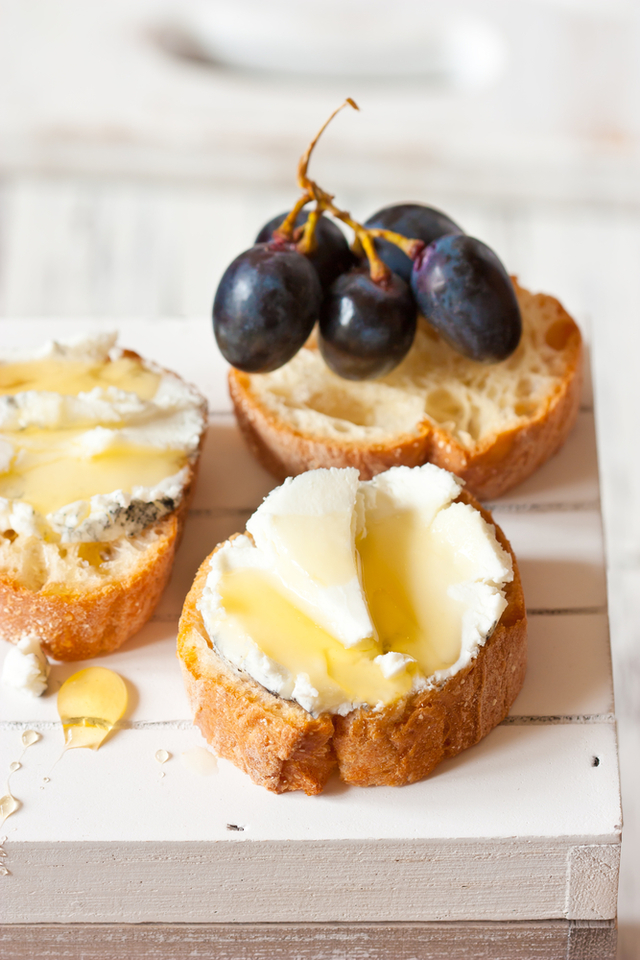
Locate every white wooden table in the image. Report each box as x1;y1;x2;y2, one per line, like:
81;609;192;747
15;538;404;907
0;318;620;959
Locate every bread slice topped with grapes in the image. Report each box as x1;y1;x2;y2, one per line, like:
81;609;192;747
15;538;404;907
212;102;582;500
0;333;207;662
178;465;527;795
228;278;582;500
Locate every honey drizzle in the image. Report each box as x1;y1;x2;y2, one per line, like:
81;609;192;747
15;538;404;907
1;729;42;876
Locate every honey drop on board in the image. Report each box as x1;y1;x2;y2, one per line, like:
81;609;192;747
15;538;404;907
21;731;40;748
155;749;170;764
180;747;218;776
9;762;20;774
57;668;127;750
0;794;20;826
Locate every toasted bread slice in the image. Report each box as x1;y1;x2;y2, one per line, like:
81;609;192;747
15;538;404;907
0;349;206;662
1;515;179;662
177;492;526;795
229;281;582;500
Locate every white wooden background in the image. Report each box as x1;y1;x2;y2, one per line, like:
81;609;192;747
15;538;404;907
0;1;639;956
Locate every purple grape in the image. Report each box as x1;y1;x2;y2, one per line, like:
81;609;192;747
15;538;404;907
363;203;463;283
319;269;416;380
256;212;356;290
411;235;522;363
213;243;321;373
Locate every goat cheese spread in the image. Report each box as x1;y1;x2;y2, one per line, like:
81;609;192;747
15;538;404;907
1;633;50;696
198;465;514;716
0;333;206;542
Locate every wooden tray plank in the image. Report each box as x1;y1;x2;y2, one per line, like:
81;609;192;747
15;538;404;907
0;920;618;960
1;834;619;923
511;613;613;718
0;723;620;844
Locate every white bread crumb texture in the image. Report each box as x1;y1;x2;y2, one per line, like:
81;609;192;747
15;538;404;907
0;523;166;593
248;284;579;450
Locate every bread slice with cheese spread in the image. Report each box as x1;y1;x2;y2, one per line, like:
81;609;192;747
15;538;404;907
229;281;582;500
177;489;526;795
0;340;206;662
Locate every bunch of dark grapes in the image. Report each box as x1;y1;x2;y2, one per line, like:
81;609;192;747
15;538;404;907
213;103;522;380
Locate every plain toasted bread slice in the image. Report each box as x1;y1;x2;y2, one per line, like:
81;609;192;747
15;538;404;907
229;281;582;500
177;492;526;795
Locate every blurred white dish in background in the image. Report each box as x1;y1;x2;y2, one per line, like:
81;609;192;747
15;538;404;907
173;0;507;89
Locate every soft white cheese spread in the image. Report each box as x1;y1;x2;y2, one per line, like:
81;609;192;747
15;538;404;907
1;633;50;696
0;334;207;542
245;468;373;648
198;464;514;716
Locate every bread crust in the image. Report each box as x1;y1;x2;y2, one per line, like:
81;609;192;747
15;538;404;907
0;514;179;661
0;352;206;662
228;284;583;500
178;546;336;795
177;493;527;795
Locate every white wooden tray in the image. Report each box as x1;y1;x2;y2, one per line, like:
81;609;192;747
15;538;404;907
0;319;620;934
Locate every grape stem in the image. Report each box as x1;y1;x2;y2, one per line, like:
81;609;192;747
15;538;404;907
274;100;425;287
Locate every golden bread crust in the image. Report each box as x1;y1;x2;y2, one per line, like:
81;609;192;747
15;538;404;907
177;493;526;795
0;514;179;661
178;551;336;795
228;284;583;500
